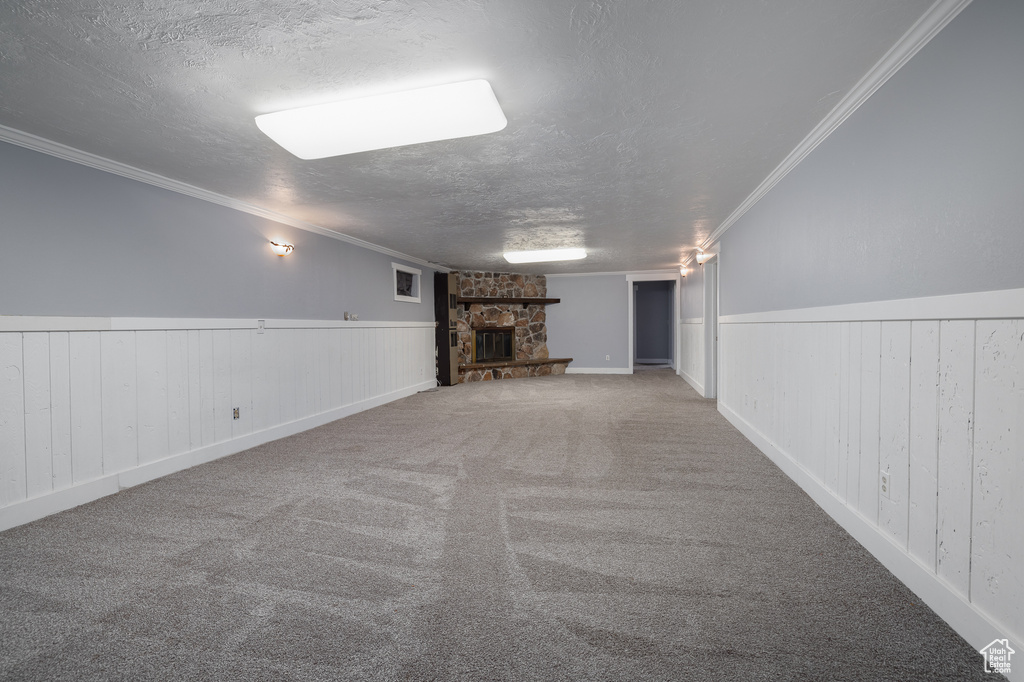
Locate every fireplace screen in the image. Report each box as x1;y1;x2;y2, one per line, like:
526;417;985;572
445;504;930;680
472;327;515;362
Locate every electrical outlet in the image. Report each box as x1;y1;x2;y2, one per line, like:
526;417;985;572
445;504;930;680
606;355;610;361
233;407;240;420
880;471;890;500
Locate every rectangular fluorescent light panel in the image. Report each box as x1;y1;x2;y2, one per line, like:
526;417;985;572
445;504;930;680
255;79;507;159
503;248;587;264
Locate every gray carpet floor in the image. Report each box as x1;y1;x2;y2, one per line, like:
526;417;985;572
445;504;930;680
0;370;1001;681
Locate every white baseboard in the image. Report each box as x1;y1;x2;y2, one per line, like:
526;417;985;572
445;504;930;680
718;400;1020;670
565;367;633;374
678;368;705;396
0;379;435;532
635;357;672;364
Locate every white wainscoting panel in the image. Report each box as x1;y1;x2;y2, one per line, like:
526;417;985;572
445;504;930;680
0;319;436;531
677;322;704;394
717;293;1023;660
972;319;1024;644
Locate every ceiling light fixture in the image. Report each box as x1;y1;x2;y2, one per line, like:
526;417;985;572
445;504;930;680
695;249;709;265
679;266;687;277
255;80;507;160
269;240;294;256
503;248;587;264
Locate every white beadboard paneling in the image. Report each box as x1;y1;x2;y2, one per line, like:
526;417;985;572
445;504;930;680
393;328;402;392
908;320;940;570
718;305;1023;658
136;331;169;465
197;330;216;446
0;333;26;506
406;329;415;387
277;328;298;424
166;330;190;457
774;323;796;459
357;327;368;403
823;323;841;497
23;333;52;498
383;327;394;394
972;319;1024;638
371;328;383;398
413;328;424;384
754;323;774;436
678;322;704;393
858;321;882;523
846;323;863;507
2;320;436;533
310;327;323;414
398;327;408;390
306;328;320;415
69;332;103;483
936;320;975;599
49;332;73;491
328;328;343;409
806;324;825;480
264;329;283;427
100;331;138;474
782;323;803;469
317;328;331;411
368;328;377;398
838;322;851;504
251;327;271;431
295;328;313;418
372;328;383;399
211;330;232;444
340;329;355;408
878;321;911;548
186;330;202;449
403;329;413;387
230;329;253;438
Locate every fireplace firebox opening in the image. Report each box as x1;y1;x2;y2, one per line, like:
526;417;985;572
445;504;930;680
472;327;515;363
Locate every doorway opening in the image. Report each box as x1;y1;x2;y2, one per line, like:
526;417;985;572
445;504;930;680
626;274;679;374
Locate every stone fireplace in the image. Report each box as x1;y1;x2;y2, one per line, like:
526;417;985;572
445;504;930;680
455;271;571;382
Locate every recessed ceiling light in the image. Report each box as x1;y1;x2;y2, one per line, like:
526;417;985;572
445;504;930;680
503;248;587;264
255;79;507;160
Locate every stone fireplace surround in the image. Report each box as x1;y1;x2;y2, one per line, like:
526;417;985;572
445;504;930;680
455;271;571;382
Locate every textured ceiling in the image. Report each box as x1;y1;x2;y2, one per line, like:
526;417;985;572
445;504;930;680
0;0;935;273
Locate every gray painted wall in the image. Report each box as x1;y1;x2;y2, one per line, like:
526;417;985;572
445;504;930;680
719;0;1024;316
546;274;629;368
634;280;673;361
1;141;434;321
680;264;705;321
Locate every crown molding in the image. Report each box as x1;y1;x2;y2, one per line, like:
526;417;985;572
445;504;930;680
0;124;448;272
701;0;973;252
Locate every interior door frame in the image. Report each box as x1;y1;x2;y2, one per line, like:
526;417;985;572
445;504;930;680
702;256;719;399
626;272;681;374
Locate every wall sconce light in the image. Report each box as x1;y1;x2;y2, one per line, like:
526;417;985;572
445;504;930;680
270;240;294;256
695;249;709;265
679;265;687;277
